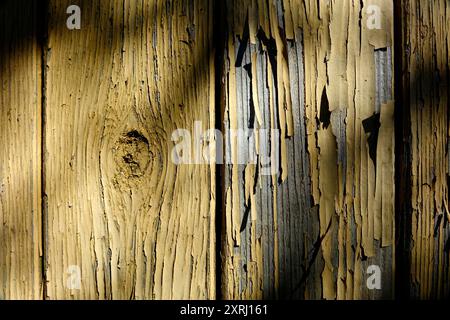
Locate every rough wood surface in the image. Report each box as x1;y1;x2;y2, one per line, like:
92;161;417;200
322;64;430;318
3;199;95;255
2;0;450;301
0;0;43;299
400;0;450;299
221;0;395;300
44;0;215;299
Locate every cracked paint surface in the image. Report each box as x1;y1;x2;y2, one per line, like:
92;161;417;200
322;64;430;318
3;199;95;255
402;0;450;299
222;0;395;300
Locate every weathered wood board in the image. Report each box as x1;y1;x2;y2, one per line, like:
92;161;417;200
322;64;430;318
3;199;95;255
0;0;43;299
221;0;395;299
44;0;216;299
399;0;450;299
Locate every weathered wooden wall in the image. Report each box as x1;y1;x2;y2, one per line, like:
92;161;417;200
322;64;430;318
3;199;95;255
221;0;395;300
399;0;450;299
0;0;449;300
0;0;42;299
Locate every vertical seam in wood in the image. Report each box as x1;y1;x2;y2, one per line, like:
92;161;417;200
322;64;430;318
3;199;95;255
394;0;412;300
38;0;49;301
214;0;226;301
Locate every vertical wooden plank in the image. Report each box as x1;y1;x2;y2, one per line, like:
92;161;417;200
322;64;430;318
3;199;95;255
221;0;395;299
220;0;321;299
400;0;450;299
44;0;215;299
0;0;42;299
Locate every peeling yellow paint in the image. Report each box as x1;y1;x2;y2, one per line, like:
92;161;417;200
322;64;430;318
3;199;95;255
223;0;395;300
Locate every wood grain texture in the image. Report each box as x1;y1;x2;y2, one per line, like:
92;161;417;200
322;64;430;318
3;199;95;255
401;0;450;299
2;0;449;301
44;0;215;299
0;0;43;299
221;0;395;300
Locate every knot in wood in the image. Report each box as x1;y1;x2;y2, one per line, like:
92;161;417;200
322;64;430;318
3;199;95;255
114;130;151;180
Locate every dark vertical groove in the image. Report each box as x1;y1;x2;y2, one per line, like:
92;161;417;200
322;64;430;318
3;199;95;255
37;0;49;300
394;0;412;300
213;0;226;301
